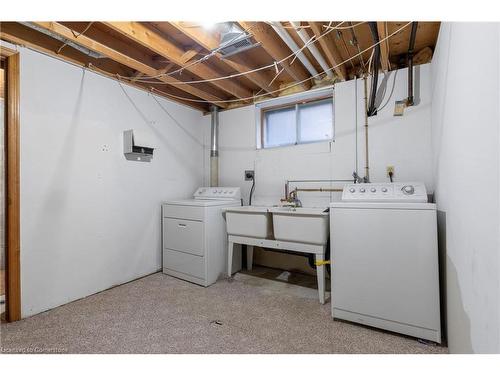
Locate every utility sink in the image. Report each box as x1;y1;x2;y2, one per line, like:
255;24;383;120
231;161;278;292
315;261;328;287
269;207;329;245
224;206;273;238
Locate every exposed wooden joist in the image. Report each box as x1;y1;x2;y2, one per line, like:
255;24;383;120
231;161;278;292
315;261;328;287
0;22;210;111
180;48;200;64
308;22;347;81
59;22;161;70
0;23;130;79
239;22;312;91
2;21;442;112
413;46;433;65
130;71;145;83
169;21;280;96
130;62;175;83
377;22;390;72
30;22;227;108
103;22;252;100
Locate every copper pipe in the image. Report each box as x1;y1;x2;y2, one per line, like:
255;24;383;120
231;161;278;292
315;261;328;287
363;76;370;182
283;179;352;200
293;188;344;192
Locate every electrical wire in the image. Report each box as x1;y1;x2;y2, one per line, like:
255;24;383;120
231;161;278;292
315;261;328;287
136;22;412;105
249;177;256;206
147;22;412;105
322;22;366;31
118;23;260;82
150;93;204;147
57;21;94;55
149;24;259;79
337;25;356;70
264;21;366;30
349;22;366;74
375;69;398;112
119;21;353;83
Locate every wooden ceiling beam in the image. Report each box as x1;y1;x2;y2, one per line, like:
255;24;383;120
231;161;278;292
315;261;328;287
169;21;279;96
131;62;175;83
180;48;201;64
308;22;347;81
0;22;209;112
239;22;311;91
377;22;390;72
103;22;252;100
30;22;227;108
59;22;160;69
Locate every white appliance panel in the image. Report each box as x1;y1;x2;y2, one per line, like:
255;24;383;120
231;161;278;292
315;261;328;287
162;187;242;287
342;182;428;203
329;182;441;343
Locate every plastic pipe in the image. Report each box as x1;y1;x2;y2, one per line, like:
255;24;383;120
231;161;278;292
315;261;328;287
290;22;333;79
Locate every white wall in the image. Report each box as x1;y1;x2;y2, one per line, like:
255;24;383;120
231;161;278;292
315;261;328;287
430;23;500;353
16;46;204;317
203;64;434;208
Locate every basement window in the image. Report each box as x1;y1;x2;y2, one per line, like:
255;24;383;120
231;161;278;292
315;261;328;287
256;89;334;149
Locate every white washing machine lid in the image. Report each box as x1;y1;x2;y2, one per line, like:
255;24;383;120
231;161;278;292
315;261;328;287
164;199;241;207
330;202;436;210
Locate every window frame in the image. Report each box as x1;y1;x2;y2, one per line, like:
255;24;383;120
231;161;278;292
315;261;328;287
256;88;335;149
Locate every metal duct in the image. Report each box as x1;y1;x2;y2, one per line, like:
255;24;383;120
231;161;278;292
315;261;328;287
407;22;418;106
270;23;319;77
217;23;260;58
289;22;333;79
19;22;105;59
367;22;380;117
210;106;219;187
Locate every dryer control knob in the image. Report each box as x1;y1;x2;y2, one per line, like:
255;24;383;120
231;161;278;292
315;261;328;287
349;188;355;193
381;187;388;193
370;188;376;192
402;185;415;195
359;188;366;193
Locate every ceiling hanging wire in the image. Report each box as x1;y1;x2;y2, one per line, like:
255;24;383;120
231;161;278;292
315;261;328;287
119;21;356;83
336;23;356;72
264;21;366;30
20;21;104;59
56;22;94;55
348;21;367;75
144;22;412;105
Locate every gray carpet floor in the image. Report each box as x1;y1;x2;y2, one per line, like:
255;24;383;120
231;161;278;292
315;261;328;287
0;271;448;354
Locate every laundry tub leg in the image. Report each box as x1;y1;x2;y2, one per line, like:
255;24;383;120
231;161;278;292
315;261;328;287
315;253;325;304
246;245;254;271
228;241;234;277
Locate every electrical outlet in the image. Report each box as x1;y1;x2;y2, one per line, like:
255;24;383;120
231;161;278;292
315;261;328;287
386;166;395;177
244;170;255;181
394;100;406;116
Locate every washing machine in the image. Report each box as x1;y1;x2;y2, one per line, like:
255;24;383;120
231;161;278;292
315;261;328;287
162;187;242;287
330;182;441;343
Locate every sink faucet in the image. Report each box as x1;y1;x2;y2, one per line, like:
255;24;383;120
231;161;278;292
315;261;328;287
280;188;302;208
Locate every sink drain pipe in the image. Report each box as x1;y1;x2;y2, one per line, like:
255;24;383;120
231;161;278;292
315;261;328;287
210;105;219;187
